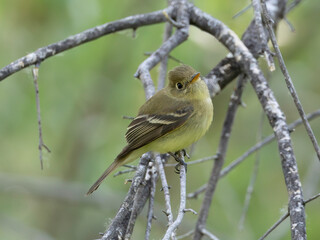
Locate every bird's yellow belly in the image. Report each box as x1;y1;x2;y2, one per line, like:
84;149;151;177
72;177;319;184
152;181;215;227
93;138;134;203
147;97;213;153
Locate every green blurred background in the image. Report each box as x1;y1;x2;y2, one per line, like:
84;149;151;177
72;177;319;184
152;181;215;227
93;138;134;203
0;0;319;239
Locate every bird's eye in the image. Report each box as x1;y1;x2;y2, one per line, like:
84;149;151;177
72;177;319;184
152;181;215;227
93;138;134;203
176;82;184;90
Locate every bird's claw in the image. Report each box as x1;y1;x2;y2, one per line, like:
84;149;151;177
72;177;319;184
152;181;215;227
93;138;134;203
169;150;188;174
174;161;187;174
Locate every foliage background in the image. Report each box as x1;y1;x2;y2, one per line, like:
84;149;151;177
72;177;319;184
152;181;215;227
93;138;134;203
0;0;319;239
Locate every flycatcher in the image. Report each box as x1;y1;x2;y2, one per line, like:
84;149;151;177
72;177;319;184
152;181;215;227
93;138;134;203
87;65;213;195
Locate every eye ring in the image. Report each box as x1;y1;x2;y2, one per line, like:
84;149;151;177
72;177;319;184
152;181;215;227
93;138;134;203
176;82;184;90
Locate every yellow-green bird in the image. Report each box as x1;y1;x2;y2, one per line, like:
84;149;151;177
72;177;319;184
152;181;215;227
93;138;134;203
87;65;213;195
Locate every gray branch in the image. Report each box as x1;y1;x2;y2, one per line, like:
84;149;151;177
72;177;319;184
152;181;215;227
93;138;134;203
0;8;173;81
190;2;306;239
100;154;152;240
261;0;320;161
1;0;310;239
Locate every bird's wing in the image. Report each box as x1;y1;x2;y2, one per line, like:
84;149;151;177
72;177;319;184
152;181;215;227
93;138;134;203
116;103;193;159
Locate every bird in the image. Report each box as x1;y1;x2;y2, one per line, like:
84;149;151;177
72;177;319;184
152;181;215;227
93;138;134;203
87;65;213;195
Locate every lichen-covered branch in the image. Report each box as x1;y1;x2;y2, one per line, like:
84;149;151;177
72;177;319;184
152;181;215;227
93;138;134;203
190;2;306;239
202;0;286;97
100;154;151;240
0;8;173;81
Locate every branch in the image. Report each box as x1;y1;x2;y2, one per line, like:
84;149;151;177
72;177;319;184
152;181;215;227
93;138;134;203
190;3;306;239
156;155;174;238
32;63;51;169
0;8;173;81
134;0;189;100
145;162;157;240
162;152;187;240
251;0;275;71
187;108;320;199
100;153;151;240
261;0;320;161
259;193;320;240
238;111;264;230
202;0;286;97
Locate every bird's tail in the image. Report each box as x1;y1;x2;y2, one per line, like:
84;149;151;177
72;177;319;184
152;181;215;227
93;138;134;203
86;159;122;195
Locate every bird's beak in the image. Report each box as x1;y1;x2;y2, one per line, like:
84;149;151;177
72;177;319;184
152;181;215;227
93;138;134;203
190;72;201;84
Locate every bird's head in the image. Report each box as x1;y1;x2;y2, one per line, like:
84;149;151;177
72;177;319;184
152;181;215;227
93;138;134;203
168;65;206;100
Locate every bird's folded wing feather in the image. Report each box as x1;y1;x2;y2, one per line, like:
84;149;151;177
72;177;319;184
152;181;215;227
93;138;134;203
121;104;193;156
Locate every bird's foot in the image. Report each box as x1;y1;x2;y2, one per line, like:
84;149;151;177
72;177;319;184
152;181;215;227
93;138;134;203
169;150;188;174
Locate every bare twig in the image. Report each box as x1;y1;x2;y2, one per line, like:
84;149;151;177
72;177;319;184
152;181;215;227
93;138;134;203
203;0;286;98
113;168;136;177
200;229;220;240
162;10;185;28
32;63;51;170
183;208;197;215
304;193;320;205
238;111;264;230
258;212;290;240
193;75;246;239
285;0;303;14
188;109;320;199
101;153;152;240
165;155;217;167
156;155;175;239
163;152;187;240
252;0;275;71
134;1;189;100
191;4;307;236
187;184;207;199
157;21;173;90
259;193;320;240
232;3;252;19
262;0;320;163
0;8;174;82
176;230;194;239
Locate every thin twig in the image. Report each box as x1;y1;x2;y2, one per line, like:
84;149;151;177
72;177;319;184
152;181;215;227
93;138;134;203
162;152;187;240
183;208;197;215
165;155;217;167
259;192;320;240
304;193;320;205
252;0;275;71
187;184;207;199
258;212;290;240
285;0;303;14
188;109;320;199
32;63;51;170
113;168;136;177
156;155;175;239
193;75;246;239
261;0;320;162
200;229;220;240
232;3;252;19
135;1;189;100
176;230;194;239
162;10;185;28
158;21;173;90
0;8;173;82
238;111;264;230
